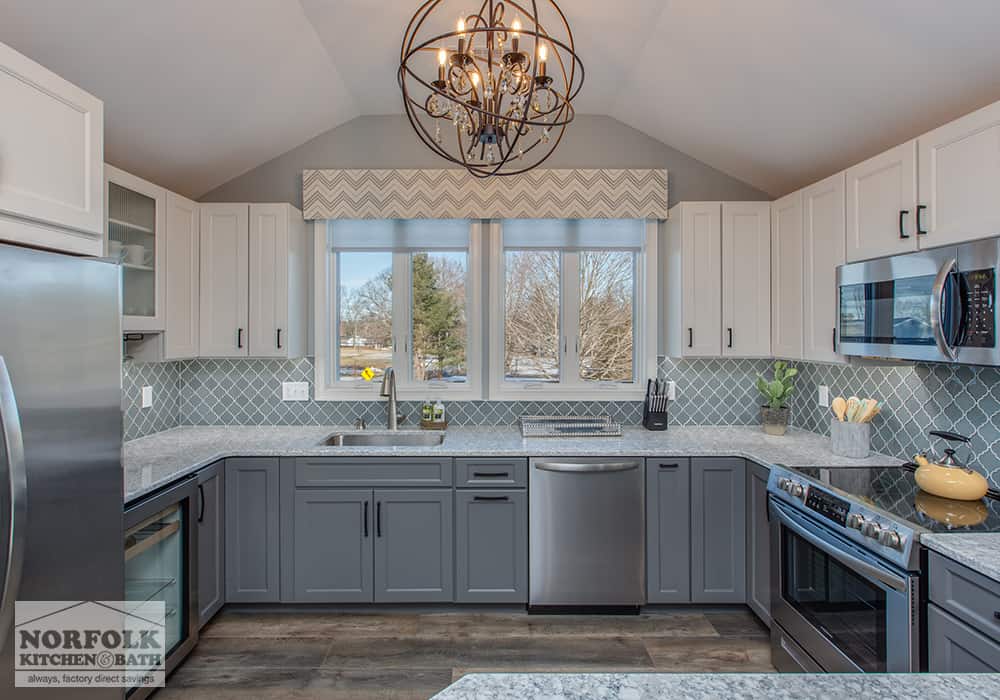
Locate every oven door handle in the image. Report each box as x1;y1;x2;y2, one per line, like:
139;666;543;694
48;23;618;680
772;500;908;593
930;257;960;361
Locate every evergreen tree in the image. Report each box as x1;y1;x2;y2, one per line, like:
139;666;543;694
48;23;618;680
412;253;464;379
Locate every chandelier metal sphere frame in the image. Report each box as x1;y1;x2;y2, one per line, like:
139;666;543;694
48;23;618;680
399;0;584;178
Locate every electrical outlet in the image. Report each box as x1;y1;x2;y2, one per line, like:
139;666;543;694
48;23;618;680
141;386;153;409
282;381;309;401
818;385;830;408
666;380;677;401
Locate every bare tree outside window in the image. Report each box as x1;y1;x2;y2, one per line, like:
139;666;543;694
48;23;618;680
579;251;635;382
338;252;392;381
504;250;560;381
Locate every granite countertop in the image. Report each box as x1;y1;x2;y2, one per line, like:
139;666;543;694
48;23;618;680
432;672;1000;699
123;424;899;503
921;532;1000;584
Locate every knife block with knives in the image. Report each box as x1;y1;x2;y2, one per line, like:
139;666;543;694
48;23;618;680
643;379;670;431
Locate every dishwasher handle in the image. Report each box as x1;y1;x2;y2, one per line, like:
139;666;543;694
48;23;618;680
534;461;640;473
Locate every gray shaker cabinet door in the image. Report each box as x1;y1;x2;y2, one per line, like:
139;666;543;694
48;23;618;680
928;604;1000;672
373;489;454;602
746;461;771;626
225;458;280;602
691;457;747;603
197;461;225;627
645;458;691;603
455;490;527;603
292;489;373;602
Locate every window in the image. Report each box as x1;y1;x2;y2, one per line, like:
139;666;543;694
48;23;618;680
315;220;482;400
490;219;657;400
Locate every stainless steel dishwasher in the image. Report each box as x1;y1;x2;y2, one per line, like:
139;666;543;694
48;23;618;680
529;457;645;609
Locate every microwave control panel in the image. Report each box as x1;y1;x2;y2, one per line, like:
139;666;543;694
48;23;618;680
961;268;995;348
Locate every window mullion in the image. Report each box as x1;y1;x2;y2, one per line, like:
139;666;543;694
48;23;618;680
562;251;582;387
391;252;411;380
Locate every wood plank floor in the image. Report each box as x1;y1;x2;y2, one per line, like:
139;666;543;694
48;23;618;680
157;608;773;700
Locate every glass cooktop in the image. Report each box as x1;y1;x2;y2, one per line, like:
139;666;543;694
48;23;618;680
786;464;1000;534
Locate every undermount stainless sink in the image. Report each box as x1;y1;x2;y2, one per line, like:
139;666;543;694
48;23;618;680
320;432;445;447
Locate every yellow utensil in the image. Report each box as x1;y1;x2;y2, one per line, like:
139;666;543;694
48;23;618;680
831;396;847;422
858;399;880;424
845;396;862;422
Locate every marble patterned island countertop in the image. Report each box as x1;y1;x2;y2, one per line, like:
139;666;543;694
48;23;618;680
432;672;1000;699
921;532;1000;584
123;424;899;503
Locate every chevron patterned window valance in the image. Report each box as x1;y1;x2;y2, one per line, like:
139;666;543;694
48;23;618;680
302;168;669;220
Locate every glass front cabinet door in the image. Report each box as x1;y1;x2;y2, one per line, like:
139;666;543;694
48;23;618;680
106;164;166;331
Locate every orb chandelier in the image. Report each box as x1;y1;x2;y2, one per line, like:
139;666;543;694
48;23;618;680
399;1;584;178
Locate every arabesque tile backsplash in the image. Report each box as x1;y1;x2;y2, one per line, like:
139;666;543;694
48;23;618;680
123;356;1000;487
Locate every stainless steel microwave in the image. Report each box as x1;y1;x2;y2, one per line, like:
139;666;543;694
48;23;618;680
837;238;998;365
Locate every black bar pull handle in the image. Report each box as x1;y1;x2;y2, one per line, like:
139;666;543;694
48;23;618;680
832;327;837;353
688;328;693;348
727;328;733;348
917;204;928;235
899;209;910;239
376;502;382;538
473;471;510;478
237;328;244;348
659;463;680;470
363;501;369;538
197;484;205;523
473;496;510;502
276;328;282;349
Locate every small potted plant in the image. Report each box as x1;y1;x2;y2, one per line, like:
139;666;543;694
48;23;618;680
756;360;797;436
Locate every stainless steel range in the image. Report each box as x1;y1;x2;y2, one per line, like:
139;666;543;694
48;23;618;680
768;463;1000;674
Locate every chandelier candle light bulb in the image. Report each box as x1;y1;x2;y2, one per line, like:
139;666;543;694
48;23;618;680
511;17;521;53
537;42;548;77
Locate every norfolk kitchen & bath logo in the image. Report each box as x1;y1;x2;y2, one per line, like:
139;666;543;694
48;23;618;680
15;600;166;688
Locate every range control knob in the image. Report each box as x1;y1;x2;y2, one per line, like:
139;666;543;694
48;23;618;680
790;483;805;499
847;513;866;530
862;521;882;540
879;530;904;550
778;478;791;491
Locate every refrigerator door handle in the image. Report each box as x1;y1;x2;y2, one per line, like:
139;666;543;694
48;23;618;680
0;356;27;655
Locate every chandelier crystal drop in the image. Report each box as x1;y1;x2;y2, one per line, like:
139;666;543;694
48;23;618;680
399;1;584;178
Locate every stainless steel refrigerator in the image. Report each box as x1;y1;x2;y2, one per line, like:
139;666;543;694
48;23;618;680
0;241;123;698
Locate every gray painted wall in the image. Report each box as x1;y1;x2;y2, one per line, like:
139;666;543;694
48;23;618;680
200;114;770;207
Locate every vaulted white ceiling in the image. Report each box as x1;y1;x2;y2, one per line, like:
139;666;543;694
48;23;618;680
3;1;1000;198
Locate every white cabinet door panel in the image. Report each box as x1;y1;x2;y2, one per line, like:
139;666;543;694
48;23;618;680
845;141;918;262
0;41;103;251
722;202;771;357
771;192;803;360
918;100;1000;248
682;203;722;356
200;204;249;357
249;204;289;357
164;193;200;360
803;172;848;364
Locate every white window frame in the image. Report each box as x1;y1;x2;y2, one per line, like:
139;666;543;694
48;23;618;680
487;220;658;401
314;220;484;401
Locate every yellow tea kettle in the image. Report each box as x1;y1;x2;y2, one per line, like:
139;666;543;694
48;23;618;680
913;430;989;501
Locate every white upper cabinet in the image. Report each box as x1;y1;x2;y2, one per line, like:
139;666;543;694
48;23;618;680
665;202;722;357
845;140;918;262
722;202;771;357
0;40;104;254
106;165;166;332
917;100;1000;248
163;192;200;360
802;172;848;364
770;192;803;360
200;204;250;357
248;204;309;359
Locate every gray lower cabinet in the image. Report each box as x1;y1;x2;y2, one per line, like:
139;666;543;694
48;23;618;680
225;458;280;602
196;462;225;626
746;461;770;626
691;457;746;603
374;489;453;602
455;490;527;603
645;458;691;603
292;489;373;602
929;604;1000;672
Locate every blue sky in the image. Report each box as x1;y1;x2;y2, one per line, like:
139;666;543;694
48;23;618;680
338;251;467;295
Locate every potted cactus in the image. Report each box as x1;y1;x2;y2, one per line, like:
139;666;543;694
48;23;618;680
756;361;797;436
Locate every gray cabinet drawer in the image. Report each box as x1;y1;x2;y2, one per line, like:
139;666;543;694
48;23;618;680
929;551;1000;644
928;604;1000;672
455;458;527;488
295;457;453;487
